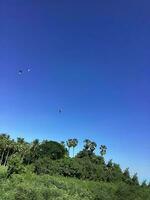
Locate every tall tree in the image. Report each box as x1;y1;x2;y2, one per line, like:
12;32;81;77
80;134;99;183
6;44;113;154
84;139;91;150
132;173;139;185
81;139;97;157
122;168;132;184
100;145;107;157
72;139;78;157
66;139;73;157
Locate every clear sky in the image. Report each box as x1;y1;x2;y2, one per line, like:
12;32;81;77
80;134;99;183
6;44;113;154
0;0;150;182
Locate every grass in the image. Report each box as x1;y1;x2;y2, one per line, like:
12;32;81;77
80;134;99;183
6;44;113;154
0;166;150;200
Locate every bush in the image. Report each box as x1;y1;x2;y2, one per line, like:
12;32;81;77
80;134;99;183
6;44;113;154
7;154;25;177
0;165;7;179
0;173;150;200
34;157;58;175
34;157;107;181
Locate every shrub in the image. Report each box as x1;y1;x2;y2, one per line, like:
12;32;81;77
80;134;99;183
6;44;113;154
7;154;25;177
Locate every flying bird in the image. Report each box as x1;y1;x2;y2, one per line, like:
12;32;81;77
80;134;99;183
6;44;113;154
18;70;23;75
58;109;62;114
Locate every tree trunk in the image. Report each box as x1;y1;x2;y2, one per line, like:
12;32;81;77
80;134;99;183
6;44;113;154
68;147;70;157
73;147;74;157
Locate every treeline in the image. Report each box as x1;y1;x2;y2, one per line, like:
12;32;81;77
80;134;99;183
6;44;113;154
0;133;149;187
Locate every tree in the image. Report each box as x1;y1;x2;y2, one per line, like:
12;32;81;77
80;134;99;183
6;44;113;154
38;140;66;160
122;168;132;184
30;139;40;161
7;153;25;178
132;173;139;185
84;139;97;154
60;141;69;158
76;139;97;158
100;145;107;157
17;138;30;162
72;139;78;157
0;134;10;165
4;139;15;166
141;180;147;187
17;137;25;144
84;139;91;150
107;159;113;168
89;142;97;153
123;168;130;179
60;141;65;147
105;160;122;182
0;136;7;165
66;139;73;157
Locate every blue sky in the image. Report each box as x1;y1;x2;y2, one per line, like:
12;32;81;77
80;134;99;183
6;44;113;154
0;0;150;182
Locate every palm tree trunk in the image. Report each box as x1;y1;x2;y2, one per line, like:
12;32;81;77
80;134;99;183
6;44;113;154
73;147;74;157
69;147;70;157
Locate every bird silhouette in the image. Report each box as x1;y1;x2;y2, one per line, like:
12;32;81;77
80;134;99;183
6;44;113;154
59;109;62;114
18;70;23;75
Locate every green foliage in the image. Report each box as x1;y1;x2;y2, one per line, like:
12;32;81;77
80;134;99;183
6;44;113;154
116;182;150;200
0;173;150;200
100;145;107;157
34;156;122;182
66;138;78;157
122;168;133;184
105;162;123;182
0;174;93;200
7;154;25;177
1;133;150;200
34;157;58;175
0;165;7;179
141;180;147;187
132;173;139;186
37;140;66;160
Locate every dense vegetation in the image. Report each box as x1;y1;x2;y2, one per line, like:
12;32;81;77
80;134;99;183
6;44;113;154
0;133;150;199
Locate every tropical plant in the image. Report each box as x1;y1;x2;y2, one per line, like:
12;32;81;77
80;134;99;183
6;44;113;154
100;145;107;156
72;139;78;157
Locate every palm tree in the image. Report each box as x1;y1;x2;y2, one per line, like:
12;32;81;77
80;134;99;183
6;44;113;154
84;139;97;154
17;137;25;144
72;139;78;157
89;141;97;152
84;139;91;150
66;139;73;157
100;145;107;157
17;137;29;162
